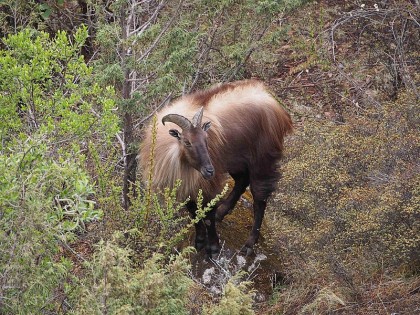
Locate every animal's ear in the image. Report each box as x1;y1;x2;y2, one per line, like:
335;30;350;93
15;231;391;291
169;129;181;140
202;121;211;132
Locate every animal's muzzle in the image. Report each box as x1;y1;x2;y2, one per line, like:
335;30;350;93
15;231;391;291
201;165;215;180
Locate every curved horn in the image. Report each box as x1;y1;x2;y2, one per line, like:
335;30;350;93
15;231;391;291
162;114;192;131
191;106;204;127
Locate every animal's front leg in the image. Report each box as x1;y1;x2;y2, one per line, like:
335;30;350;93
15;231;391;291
204;208;220;259
187;201;207;251
194;220;207;251
215;172;249;221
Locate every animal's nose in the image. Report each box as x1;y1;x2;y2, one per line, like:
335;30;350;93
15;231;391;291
202;166;215;179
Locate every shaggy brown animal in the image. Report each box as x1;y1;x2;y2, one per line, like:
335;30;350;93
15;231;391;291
139;80;293;256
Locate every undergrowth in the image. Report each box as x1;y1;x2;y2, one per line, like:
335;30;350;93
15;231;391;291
262;1;419;314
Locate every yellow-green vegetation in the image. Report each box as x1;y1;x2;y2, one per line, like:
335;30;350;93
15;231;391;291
264;106;419;313
278;91;418;266
268;89;419;306
74;237;195;315
202;274;255;315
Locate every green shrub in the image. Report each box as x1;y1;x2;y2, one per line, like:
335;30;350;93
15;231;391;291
0;27;120;314
73;236;194;315
0;141;99;313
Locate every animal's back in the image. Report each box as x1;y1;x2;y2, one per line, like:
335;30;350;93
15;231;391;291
194;80;293;170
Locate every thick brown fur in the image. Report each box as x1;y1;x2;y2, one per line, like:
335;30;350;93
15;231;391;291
139;79;293;256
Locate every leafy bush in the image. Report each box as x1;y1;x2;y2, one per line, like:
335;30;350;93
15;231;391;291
0;26;118;148
0;27;119;313
0;141;98;313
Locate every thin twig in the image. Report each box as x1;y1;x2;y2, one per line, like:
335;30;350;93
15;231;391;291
58;239;88;263
136;0;184;63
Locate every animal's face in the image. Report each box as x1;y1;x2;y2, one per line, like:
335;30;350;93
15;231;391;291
169;122;214;179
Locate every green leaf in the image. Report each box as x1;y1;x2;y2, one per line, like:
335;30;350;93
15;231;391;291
39;4;52;19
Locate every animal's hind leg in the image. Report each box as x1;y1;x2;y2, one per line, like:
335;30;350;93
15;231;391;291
215;171;249;221
241;197;266;256
241;170;279;255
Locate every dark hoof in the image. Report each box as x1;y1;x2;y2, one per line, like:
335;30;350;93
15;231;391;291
240;246;254;256
215;211;223;222
208;251;220;260
206;244;220;259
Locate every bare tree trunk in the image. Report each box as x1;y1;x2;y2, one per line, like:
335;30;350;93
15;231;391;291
120;3;137;210
122;80;137;210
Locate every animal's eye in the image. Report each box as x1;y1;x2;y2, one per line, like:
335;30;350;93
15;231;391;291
184;140;191;147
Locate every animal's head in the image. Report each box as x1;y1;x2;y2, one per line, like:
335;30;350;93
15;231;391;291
162;107;214;180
